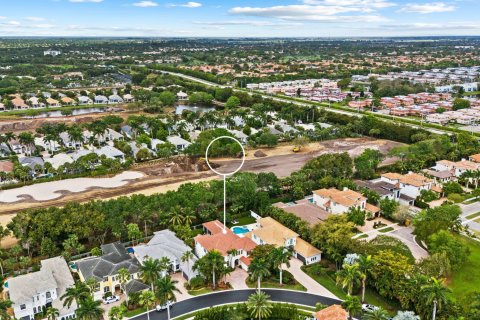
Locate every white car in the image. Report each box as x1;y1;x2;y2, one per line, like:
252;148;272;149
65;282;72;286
156;301;173;311
103;295;120;305
362;304;379;312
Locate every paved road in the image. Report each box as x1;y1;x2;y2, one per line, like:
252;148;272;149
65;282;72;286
460;202;480;233
389;227;429;261
129;289;342;320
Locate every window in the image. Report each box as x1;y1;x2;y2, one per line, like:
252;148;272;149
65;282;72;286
20;304;26;310
104;286;110;293
46;291;51;299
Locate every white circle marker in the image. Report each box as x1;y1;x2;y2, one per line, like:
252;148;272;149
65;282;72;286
205;136;246;233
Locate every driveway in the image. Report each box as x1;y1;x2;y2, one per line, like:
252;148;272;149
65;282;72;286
226;268;249;290
171;272;192;302
285;258;338;299
129;289;342;320
389;227;428;261
102;294;125;320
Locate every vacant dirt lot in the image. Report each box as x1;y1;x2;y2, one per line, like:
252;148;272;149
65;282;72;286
0;137;403;247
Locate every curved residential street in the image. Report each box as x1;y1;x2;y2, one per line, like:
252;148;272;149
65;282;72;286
129;289;342;320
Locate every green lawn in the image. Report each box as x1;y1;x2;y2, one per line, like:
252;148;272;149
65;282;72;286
187;286;231;296
302;265;400;315
227;216;257;228
378;227;395;233
124;306;147;318
246;279;307;292
448;235;480;300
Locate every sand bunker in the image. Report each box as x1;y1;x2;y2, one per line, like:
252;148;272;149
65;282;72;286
0;171;144;203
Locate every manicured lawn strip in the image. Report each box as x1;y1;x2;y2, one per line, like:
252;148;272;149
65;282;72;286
466;212;480;220
302;265;400;315
378;227;395;233
246;279;307;292
357;234;369;239
187;287;231;296
449;235;480;300
125;306;147;318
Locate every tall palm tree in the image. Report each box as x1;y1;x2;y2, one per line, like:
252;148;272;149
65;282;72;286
226;249;238;268
168;205;184;226
155;276;181;320
206;250;225;290
61;281;91;308
420;277;451;320
247;291;273;320
181;250;194;278
17;132;35;155
139;290;156;320
117;267;131;306
358;254;374;303
272;246;293;285
46;307;60;320
249;258;271;293
159;256;171;276
342;295;362;320
140;257;163;292
85;278;99;298
75;296;104;320
336;263;362;296
363;307;390;320
67;124;84;149
108;305;126;320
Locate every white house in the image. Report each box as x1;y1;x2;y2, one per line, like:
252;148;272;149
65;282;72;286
8;257;76;320
133;230;198;280
176;91;188;100
312;187;379;216
166;136;191;151
381;172;435;200
108;94;124;104
77;96;93;105
94;95;109;104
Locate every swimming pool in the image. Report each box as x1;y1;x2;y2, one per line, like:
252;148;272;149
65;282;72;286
232;226;250;235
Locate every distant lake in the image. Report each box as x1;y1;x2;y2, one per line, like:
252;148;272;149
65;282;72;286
175;105;215;115
22;107;108;119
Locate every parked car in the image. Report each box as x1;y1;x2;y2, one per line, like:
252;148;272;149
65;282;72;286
362;304;379;312
156;301;173;311
103;295;120;304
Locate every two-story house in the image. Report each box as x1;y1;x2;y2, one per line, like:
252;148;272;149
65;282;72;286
133;230;198;280
75;242;148;300
381;172;436;204
312;187;380;216
8;257;76;320
194;220;257;271
246;217;321;265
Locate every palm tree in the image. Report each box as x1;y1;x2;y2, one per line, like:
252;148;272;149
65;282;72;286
342;295;362;320
226;249;238;268
272;246;293;285
117;267;131;306
108;305;126;320
420;277;451;320
363;307;390;320
336;263;362;296
249;258;271;293
155;276;181;320
247;291;273;320
17;132;35;155
46;307;60;320
85;278;99;298
358;254;374;303
204;250;224;290
140;257;163;292
181;250;194;278
67;124;84;149
159;256;171;276
61;281;91;308
168;205;184;226
139;290;156;320
75;296;104;320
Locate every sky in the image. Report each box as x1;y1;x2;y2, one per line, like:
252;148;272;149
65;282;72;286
0;0;479;37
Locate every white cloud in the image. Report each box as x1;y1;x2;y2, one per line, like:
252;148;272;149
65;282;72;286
230;5;365;17
0;16;7;20
399;2;456;14
69;0;104;3
34;24;56;29
133;1;158;7
304;0;395;8
195;20;302;27
181;2;202;8
7;21;20;26
25;17;46;22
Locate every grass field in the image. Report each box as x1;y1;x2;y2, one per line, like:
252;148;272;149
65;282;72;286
246;279;307;292
448;235;480;300
227;216;256;228
379;227;395;233
124;306;147;318
466;212;480;220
